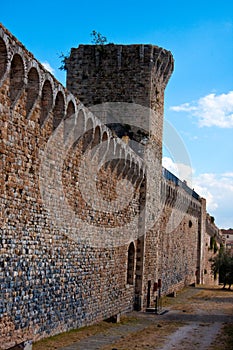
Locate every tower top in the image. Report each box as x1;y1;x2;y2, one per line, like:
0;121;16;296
65;43;174;159
66;44;174;108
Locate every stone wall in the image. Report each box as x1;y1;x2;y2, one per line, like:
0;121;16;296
0;23;222;348
65;42;175;310
202;215;222;285
141;171;202;308
0;23;145;348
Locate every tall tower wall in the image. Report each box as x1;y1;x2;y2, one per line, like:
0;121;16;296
66;43;174;309
66;44;174;158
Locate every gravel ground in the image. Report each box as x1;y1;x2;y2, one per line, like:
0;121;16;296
34;285;233;350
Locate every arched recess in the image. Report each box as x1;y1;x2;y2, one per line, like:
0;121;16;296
103;138;115;170
40;80;53;126
82;118;93;151
10;54;24;105
102;131;108;142
122;153;131;178
127;242;135;285
63;100;76;142
74;109;85;145
127;156;137;182
132;162;140;184
92;125;101;148
110;142;121;172
117;147;126;177
53;91;65;130
65;100;75;120
135;167;144;189
0;37;7;81
26;67;39;117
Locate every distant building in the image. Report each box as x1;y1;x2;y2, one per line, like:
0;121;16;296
221;229;233;254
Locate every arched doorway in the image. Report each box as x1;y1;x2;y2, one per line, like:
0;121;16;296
127;242;135;285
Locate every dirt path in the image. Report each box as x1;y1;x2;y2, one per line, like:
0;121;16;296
126;285;233;350
34;285;233;350
158;322;222;350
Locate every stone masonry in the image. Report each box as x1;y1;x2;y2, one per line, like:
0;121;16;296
0;23;222;348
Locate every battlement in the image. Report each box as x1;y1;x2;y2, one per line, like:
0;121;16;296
66;43;174;108
66;43;174;165
67;43;173;72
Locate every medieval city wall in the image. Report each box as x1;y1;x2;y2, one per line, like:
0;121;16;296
141;172;202;308
0;23;145;348
0;23;221;348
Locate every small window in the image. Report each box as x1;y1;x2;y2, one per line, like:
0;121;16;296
189;220;192;228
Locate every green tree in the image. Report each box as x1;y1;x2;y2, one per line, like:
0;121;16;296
210;247;233;289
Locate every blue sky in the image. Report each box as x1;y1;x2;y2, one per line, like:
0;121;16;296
1;0;233;228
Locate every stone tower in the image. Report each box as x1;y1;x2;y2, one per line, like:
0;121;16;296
66;44;174;163
66;44;174;309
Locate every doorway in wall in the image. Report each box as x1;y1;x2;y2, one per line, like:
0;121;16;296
147;280;151;308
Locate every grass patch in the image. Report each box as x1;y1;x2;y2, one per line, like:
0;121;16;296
32;316;138;350
101;321;185;350
209;323;233;350
225;323;233;347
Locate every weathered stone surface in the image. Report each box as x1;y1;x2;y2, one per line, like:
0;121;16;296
0;23;222;349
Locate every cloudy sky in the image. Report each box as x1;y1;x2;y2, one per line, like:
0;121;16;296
1;0;232;228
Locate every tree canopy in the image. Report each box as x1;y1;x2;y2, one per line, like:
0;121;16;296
210;246;233;289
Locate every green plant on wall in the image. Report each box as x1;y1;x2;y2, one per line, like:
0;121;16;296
59;31;108;70
90;30;108;45
59;52;69;71
209;236;218;253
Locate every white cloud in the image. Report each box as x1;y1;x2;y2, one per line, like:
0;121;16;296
192;174;219;211
42;61;55;75
170;91;233;128
162;157;233;228
171;103;197;113
223;172;233;177
162;157;179;175
193;172;233;228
